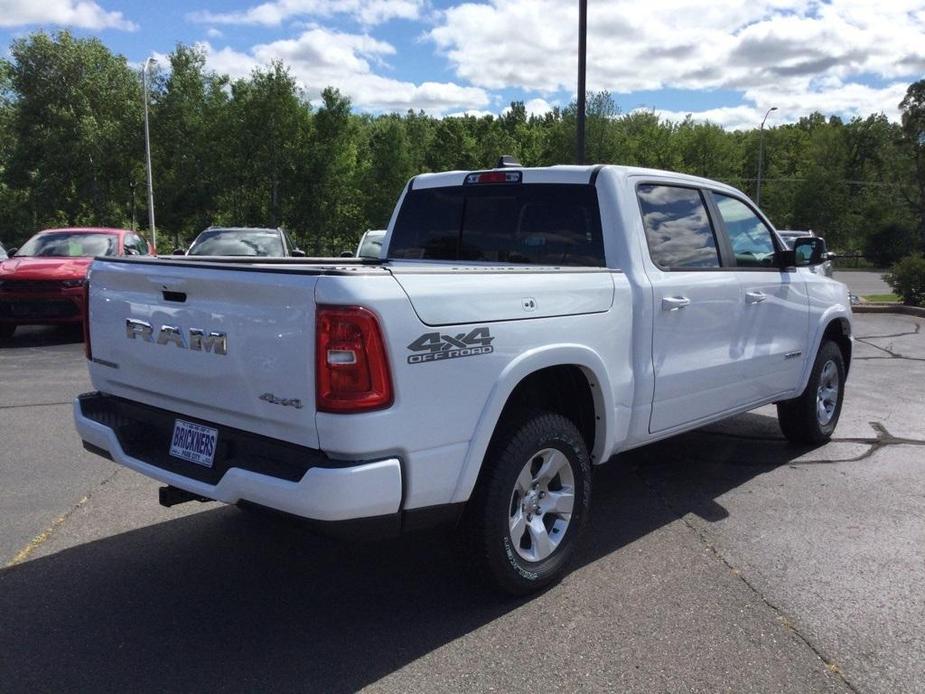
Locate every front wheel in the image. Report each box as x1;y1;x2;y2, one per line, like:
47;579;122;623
777;340;845;444
459;411;591;595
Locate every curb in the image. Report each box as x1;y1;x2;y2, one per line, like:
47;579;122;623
853;303;925;317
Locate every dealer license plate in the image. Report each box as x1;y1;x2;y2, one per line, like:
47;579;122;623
169;419;218;468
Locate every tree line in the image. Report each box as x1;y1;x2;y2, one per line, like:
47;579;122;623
1;31;924;262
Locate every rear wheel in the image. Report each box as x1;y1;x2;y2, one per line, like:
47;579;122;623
0;324;16;339
459;411;591;595
777;340;845;444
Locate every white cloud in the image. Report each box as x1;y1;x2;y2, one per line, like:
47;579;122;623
205;27;223;38
647;81;910;130
642;105;770;132
500;98;557;118
445;109;496;118
0;0;136;30
428;0;925;124
197;28;489;114
523;98;555;117
188;0;423;27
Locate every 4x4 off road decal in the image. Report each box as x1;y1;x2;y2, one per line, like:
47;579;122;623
407;327;494;364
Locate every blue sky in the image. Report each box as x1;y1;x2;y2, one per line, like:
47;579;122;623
2;0;923;129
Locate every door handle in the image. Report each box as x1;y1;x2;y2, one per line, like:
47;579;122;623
745;291;767;304
662;296;691;311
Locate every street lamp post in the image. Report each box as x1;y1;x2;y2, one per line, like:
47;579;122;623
756;106;777;207
142;57;157;252
576;0;587;165
130;180;136;231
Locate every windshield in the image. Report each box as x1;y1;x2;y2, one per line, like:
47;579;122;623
188;229;284;257
16;232;119;258
357;231;385;259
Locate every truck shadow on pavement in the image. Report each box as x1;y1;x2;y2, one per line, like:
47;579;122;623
0;412;823;693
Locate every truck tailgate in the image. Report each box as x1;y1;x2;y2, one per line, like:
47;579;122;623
86;259;322;448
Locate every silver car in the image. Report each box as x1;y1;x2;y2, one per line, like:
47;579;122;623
356;229;386;259
184;227;305;257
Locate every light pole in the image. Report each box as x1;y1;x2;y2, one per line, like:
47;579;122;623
756;106;777;206
142;57;157;252
576;0;587;165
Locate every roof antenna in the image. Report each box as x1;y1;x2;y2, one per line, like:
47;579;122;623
496;155;521;168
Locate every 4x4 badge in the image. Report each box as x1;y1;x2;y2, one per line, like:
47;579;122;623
407;327;494;364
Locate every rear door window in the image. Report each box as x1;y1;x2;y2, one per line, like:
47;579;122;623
637;184;721;269
389;184;605;266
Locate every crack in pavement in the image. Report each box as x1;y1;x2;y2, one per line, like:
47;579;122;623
3;469;120;568
634;418;925;690
855;322;921;340
686;421;925;466
855;321;925;362
0;400;74;410
637;467;860;693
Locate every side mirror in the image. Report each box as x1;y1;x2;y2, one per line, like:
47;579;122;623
290;248;306;257
793;237;827;266
7;247;18;256
172;248;187;256
340;250;354;258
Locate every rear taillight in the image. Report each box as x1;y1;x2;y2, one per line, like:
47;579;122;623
82;275;92;360
316;306;393;413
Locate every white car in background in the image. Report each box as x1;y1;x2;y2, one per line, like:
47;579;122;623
184;227;305;257
356;229;386;259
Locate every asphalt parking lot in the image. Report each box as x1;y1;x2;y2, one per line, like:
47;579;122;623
832;270;892;298
1;313;923;694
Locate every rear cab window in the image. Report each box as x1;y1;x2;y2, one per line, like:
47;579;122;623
388;183;606;267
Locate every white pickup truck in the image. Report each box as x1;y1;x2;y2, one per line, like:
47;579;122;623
74;163;852;594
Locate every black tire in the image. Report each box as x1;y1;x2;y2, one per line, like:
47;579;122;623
777;340;845;444
0;323;15;339
459;411;591;595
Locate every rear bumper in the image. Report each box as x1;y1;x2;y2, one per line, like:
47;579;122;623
73;392;402;523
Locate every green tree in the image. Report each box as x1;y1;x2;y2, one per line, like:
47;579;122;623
584;91;620;163
0;59;31;245
360;116;414;229
424;116;480;171
219;61;310;230
299;88;363;254
675;118;738;179
3;31;141;237
150;44;228;243
899;80;925;247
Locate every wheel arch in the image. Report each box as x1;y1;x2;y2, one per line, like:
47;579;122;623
800;309;853;392
449;345;619;504
822;316;852;376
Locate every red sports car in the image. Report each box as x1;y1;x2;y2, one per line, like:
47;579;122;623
0;227;153;338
